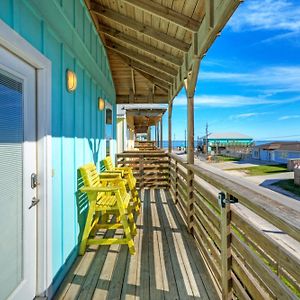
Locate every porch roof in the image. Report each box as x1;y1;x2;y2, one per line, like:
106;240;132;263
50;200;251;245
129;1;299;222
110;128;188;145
126;107;167;133
85;0;240;104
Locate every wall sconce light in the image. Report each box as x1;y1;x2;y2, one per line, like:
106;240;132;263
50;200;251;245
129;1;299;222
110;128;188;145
66;69;77;92
98;97;105;111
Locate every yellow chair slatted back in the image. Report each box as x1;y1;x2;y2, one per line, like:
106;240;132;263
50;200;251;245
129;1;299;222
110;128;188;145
80;162;127;199
104;156;114;171
80;163;100;187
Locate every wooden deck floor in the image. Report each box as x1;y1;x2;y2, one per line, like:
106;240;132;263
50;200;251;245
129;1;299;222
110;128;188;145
54;189;218;300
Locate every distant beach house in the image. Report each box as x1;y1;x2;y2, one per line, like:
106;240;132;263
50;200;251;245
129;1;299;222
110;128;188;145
252;142;300;164
205;132;253;152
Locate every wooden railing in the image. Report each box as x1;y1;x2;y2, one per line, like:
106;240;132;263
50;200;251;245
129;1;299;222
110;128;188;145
134;140;157;151
116;151;169;188
169;153;300;300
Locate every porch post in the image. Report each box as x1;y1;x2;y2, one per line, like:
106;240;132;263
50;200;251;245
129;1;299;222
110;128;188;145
160;118;163;149
168;101;173;153
147;127;151;141
184;58;200;234
156;123;159;147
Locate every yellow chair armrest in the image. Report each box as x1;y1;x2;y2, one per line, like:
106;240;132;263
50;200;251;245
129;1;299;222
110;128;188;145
99;178;127;183
104;170;125;176
80;186;119;193
99;173;121;179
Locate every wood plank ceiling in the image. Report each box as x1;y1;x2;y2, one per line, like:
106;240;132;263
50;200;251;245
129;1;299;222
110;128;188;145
126;108;166;133
84;0;240;104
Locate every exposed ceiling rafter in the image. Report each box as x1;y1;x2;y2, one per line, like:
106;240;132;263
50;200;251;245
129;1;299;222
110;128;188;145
105;41;178;76
134;70;170;92
117;94;168;104
90;2;190;52
115;53;174;85
98;24;183;66
121;0;201;32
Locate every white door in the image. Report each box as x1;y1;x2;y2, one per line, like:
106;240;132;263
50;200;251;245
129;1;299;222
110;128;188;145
0;46;37;300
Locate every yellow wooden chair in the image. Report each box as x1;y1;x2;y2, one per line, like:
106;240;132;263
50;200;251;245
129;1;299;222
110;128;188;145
79;163;136;255
103;156;141;213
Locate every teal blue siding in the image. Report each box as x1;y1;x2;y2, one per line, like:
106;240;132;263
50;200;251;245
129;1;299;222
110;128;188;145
0;0;116;295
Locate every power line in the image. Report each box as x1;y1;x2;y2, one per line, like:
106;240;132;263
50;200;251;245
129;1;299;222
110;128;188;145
258;134;300;140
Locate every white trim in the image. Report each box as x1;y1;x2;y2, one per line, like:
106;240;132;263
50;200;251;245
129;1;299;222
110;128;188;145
0;20;52;297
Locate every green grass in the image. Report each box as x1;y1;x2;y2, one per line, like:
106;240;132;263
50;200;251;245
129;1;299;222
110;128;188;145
272;179;300;197
227;164;288;176
215;155;241;162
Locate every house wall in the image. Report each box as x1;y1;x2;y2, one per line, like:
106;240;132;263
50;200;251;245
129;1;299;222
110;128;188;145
253;149;300;164
275;150;300;164
259;149;271;161
0;0;116;295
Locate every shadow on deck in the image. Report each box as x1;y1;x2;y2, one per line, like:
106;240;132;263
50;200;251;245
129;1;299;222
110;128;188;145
54;189;218;300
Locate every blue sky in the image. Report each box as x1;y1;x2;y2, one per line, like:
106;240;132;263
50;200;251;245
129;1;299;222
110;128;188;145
165;0;300;141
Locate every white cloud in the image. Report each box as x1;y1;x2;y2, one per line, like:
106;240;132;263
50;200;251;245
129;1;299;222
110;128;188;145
229;0;300;34
199;66;300;94
173;95;300;108
279;115;300;120
229;112;268;120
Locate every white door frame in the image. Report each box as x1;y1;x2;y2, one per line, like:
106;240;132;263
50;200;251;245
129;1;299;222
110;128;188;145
0;20;52;297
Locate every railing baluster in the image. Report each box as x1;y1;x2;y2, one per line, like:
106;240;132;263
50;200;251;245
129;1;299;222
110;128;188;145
140;154;144;189
187;168;194;234
175;160;179;204
220;192;233;300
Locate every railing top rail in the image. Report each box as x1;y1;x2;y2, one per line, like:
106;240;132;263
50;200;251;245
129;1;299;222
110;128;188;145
118;151;167;157
168;152;300;243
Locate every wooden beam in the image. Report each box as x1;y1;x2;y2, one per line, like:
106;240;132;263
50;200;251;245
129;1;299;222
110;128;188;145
106;41;178;76
117;94;169;104
90;2;190;52
170;0;240;101
98;24;183;66
122;0;201;32
115;53;174;84
131;68;136;94
134;69;170;92
208;0;215;29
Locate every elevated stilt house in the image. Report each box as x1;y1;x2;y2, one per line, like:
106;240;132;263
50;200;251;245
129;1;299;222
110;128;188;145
1;1;300;300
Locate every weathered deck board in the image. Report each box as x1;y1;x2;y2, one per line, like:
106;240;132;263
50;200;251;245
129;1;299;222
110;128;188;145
54;189;218;300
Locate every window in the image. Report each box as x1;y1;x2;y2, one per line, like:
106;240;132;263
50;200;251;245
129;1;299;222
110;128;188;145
105;102;113;156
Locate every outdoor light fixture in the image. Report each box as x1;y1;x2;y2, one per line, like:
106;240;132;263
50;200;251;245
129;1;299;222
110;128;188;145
66;69;77;92
98;97;105;111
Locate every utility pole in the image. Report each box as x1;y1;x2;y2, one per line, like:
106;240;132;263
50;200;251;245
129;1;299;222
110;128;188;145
205;122;208;154
184;129;187;152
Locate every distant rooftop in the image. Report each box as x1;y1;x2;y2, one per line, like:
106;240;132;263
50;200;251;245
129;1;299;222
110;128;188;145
256;141;300;151
208;132;253;140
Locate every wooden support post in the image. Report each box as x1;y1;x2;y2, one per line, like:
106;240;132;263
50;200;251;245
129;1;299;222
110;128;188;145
147;127;151;141
157;123;160;148
160;118;163;149
155;124;158;147
220;194;233;300
168;101;173;153
184;58;200;234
